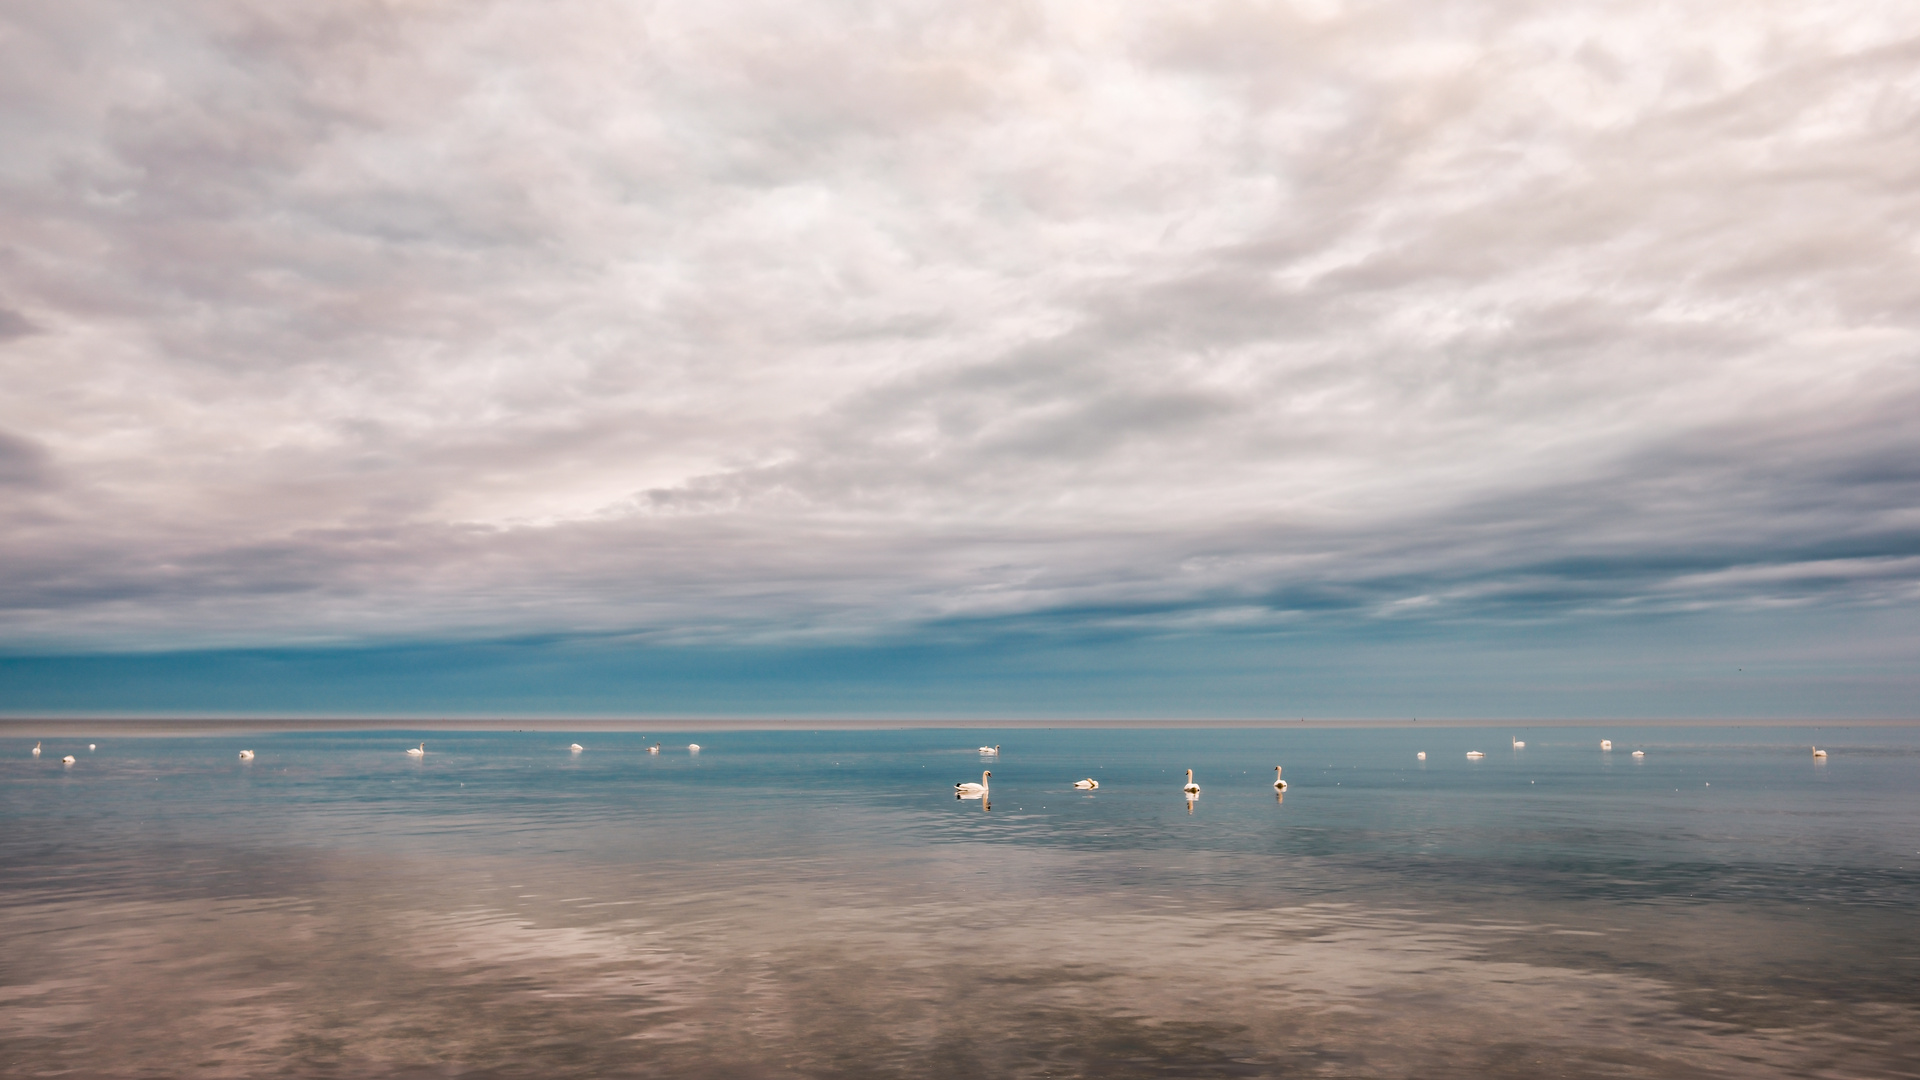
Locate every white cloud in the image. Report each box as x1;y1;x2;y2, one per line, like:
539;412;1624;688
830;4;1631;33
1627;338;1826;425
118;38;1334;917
0;0;1916;651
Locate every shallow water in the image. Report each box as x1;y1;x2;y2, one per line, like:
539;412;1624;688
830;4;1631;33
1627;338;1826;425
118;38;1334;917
3;725;1917;1078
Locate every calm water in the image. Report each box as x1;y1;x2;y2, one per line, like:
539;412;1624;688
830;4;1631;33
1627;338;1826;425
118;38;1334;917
3;725;1917;1078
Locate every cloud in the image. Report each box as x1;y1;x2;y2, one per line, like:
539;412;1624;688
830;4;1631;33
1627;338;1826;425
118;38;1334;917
0;0;1917;661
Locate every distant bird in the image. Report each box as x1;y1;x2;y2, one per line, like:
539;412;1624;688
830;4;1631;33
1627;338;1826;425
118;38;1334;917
1073;778;1099;789
570;743;584;753
1512;737;1526;749
1272;765;1288;792
1416;751;1427;761
1182;769;1201;795
1466;750;1485;760
1600;740;1612;751
406;742;426;757
979;744;1000;755
89;744;96;751
238;750;254;761
1631;750;1645;758
956;770;990;798
649;744;661;754
1812;747;1828;758
31;742;41;757
62;755;75;765
688;743;701;752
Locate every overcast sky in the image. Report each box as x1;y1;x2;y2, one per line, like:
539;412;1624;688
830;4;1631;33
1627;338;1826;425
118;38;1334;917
2;0;1917;715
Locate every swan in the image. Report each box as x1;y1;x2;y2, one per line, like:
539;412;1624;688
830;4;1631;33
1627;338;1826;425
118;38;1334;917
649;744;661;754
62;754;75;765
406;742;425;757
956;770;990;798
89;744;96;751
688;743;701;752
1073;778;1098;789
1465;750;1485;759
979;744;1000;755
1600;740;1612;751
1416;751;1426;761
1512;737;1526;749
31;742;40;757
1631;750;1645;758
1182;769;1200;795
238;750;254;760
1812;747;1828;758
570;743;584;753
1272;765;1288;792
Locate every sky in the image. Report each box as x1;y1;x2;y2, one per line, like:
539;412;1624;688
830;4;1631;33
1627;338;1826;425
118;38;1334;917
2;0;1918;718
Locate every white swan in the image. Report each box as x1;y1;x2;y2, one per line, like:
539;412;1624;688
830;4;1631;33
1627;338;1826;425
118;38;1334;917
1512;737;1526;749
688;743;701;752
570;743;584;753
1600;740;1612;751
1272;765;1288;792
1416;751;1426;761
31;742;41;757
1812;747;1828;758
1465;750;1485;759
62;754;75;765
406;742;425;757
1182;769;1200;795
1631;749;1645;758
1073;778;1098;789
238;750;254;760
648;744;661;754
89;744;96;751
979;744;1000;755
956;770;990;798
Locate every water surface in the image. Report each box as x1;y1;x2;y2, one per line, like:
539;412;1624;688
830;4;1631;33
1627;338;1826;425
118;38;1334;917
3;725;1917;1077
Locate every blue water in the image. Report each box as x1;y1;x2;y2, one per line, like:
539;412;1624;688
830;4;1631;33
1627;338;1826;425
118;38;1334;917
4;725;1917;1077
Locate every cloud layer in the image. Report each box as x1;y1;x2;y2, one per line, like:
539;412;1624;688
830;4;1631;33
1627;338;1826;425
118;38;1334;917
2;0;1918;661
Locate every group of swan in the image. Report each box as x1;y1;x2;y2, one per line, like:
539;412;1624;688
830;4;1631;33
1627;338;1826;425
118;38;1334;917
958;767;1280;799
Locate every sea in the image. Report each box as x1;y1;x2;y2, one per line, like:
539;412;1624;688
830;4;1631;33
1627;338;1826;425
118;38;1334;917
2;723;1916;1078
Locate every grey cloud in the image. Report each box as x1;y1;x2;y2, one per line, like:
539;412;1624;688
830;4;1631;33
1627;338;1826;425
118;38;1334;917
0;0;1916;654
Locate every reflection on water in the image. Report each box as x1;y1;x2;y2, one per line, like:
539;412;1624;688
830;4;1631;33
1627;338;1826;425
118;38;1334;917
2;725;1918;1078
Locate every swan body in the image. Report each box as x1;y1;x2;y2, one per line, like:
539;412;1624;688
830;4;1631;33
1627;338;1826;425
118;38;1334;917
979;745;1000;755
1631;750;1645;758
406;742;425;757
89;744;96;751
1272;765;1288;792
1812;747;1828;758
1600;740;1612;751
649;744;661;754
31;742;40;757
1182;769;1200;795
956;770;990;798
1465;750;1485;759
1073;778;1098;789
62;755;75;765
688;743;701;752
570;743;584;752
1416;751;1426;761
238;750;254;760
1512;738;1526;749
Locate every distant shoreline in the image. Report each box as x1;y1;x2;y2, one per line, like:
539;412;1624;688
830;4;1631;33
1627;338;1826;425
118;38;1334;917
2;715;1913;736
